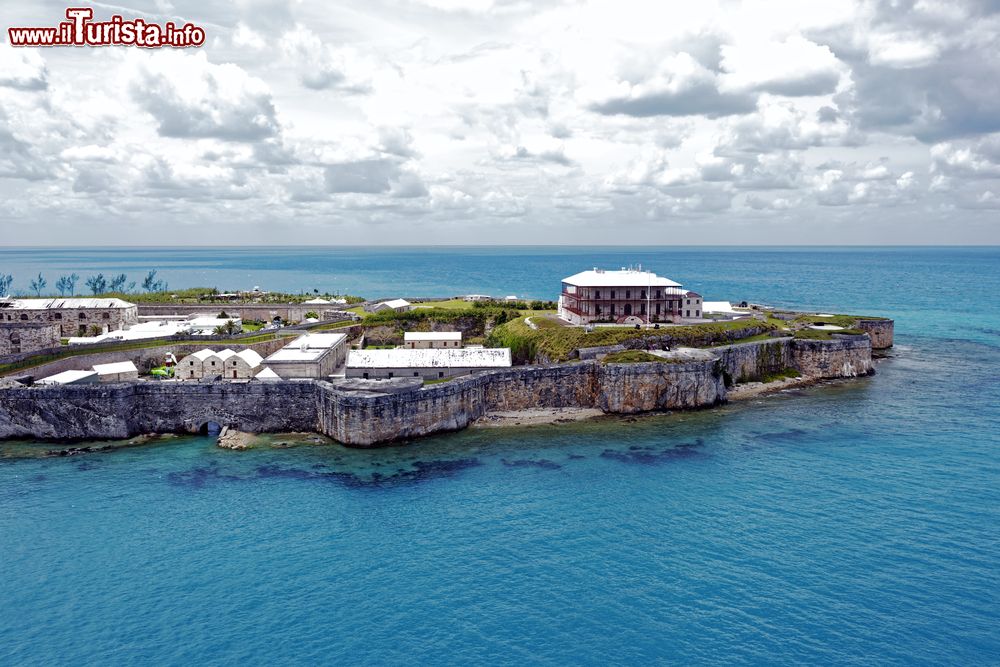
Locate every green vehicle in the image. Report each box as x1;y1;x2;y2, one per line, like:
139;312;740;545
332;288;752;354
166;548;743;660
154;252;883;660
150;366;174;379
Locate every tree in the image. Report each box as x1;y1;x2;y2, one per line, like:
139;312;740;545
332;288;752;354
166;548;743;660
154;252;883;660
213;319;239;336
305;311;319;320
66;273;79;296
29;272;47;297
108;273;128;292
0;273;14;296
55;275;73;296
142;270;167;293
85;273;108;295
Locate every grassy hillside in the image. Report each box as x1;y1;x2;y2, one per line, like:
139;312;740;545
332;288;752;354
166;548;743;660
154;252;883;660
487;317;777;364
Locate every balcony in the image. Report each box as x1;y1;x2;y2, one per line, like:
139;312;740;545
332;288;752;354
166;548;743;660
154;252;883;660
561;291;683;302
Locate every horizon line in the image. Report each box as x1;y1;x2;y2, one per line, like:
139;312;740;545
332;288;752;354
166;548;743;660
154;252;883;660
1;244;999;249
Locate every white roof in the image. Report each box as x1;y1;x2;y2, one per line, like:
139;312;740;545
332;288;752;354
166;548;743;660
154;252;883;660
266;347;324;362
404;331;462;341
92;361;138;375
37;369;98;384
1;297;135;310
236;349;263;367
288;333;346;350
561;268;682;288
254;367;281;381
190;349;216;361
302;298;330;304
347;347;511;369
264;334;345;363
187;316;241;327
378;299;411;309
217;349;238;361
703;301;739;314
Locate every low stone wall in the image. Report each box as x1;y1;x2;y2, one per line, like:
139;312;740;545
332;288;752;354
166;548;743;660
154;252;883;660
0;336;872;447
856;319;894;349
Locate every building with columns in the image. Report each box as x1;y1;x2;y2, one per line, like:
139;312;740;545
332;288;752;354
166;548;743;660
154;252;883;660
557;268;702;325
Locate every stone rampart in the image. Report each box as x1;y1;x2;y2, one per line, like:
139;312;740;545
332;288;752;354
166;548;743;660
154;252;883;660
791;334;874;378
137;303;314;322
713;337;794;383
856;319;894;349
0;336;872;447
0;381;318;441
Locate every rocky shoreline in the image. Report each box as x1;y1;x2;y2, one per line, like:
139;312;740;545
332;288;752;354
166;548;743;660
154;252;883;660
472;407;606;428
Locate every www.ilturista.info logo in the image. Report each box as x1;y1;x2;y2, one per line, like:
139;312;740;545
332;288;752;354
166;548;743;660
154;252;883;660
8;8;206;48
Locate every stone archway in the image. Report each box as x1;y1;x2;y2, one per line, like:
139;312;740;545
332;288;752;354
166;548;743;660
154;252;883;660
199;421;223;436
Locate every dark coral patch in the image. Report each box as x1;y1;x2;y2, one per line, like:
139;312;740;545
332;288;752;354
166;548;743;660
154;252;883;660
502;458;561;470
600;439;705;465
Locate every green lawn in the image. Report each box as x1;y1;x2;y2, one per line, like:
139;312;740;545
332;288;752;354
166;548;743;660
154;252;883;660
487;316;778;364
422;376;455;385
313;319;360;331
792;328;866;340
412;299;474;310
601;350;665;364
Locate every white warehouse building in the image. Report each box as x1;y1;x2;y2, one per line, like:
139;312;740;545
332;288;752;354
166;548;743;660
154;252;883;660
346;347;511;381
263;333;348;379
403;331;463;349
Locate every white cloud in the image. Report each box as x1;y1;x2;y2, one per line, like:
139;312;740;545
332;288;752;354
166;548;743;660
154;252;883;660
279;26;373;92
720;36;845;96
0;44;48;91
1;0;1000;243
128;51;279;141
584;53;757;118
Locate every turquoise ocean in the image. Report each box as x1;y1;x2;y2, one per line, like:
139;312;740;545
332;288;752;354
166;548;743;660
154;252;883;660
1;247;999;665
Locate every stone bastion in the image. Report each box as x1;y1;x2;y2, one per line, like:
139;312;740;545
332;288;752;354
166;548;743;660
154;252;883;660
0;335;874;447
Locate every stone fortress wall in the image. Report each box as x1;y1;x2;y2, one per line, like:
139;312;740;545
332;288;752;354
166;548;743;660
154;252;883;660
0;323;61;356
855;319;894;350
0;335;874;447
136;303;317;323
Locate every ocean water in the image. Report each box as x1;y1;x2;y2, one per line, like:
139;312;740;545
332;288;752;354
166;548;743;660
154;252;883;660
1;247;999;665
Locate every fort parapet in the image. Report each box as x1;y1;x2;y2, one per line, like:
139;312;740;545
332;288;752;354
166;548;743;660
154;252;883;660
0;336;874;447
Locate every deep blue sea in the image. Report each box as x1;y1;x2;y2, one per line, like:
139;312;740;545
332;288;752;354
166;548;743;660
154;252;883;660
1;247;999;665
